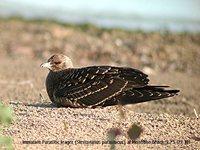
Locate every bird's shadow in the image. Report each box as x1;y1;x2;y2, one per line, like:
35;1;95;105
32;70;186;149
28;103;61;108
9;102;108;109
9;101;61;108
27;103;111;109
9;101;113;109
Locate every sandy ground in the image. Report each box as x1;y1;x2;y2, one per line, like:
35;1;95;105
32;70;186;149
3;102;200;150
0;18;200;149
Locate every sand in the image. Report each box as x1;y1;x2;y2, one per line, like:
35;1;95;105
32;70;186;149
0;18;200;149
3;102;200;150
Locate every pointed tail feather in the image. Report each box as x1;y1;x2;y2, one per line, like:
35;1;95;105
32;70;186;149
104;86;180;106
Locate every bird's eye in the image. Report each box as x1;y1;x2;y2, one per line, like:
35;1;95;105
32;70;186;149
54;61;61;65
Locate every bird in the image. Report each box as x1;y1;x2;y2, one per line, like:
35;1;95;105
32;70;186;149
40;54;179;108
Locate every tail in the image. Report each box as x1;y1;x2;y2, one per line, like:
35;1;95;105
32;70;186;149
104;86;180;106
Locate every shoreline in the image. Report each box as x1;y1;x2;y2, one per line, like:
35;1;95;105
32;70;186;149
1;16;200;34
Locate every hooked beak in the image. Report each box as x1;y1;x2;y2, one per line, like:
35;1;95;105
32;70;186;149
40;62;51;69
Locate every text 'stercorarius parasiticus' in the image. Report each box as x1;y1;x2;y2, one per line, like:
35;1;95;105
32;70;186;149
41;54;179;108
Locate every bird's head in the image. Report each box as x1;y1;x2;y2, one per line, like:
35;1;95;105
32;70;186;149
40;54;73;72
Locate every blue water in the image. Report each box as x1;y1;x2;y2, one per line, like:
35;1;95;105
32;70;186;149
0;0;200;32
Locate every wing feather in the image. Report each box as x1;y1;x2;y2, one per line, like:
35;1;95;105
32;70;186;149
54;66;149;107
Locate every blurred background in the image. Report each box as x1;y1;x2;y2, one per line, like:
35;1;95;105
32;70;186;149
1;0;200;32
0;0;200;116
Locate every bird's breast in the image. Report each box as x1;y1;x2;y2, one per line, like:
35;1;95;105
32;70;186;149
46;72;58;103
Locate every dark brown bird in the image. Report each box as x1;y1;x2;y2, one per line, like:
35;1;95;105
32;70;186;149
41;54;179;108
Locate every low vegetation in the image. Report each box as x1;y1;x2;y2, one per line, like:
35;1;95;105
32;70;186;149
0;102;14;150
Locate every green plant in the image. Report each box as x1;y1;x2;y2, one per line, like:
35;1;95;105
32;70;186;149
127;124;143;140
107;128;122;150
0;102;14;150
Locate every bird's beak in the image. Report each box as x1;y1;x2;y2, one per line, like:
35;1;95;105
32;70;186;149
40;62;51;69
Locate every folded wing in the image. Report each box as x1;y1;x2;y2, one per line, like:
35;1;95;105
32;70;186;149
54;66;149;107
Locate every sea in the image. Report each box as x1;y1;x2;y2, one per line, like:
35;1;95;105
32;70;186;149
0;0;200;32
